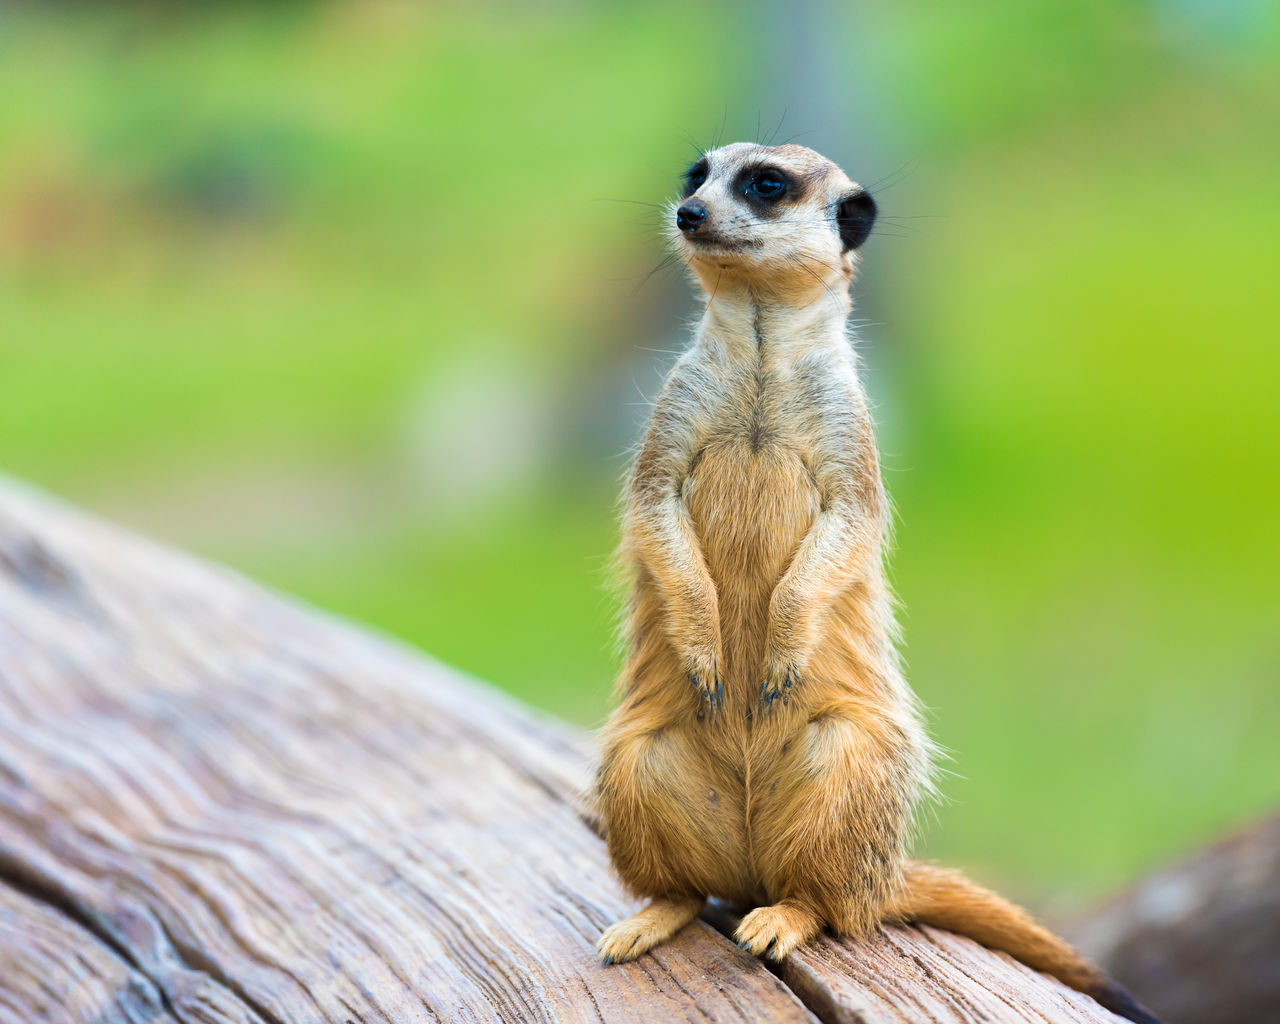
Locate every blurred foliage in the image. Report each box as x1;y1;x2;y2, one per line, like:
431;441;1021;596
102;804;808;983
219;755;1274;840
1;0;1277;903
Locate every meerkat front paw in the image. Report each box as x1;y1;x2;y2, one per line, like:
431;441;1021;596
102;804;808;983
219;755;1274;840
759;649;803;710
762;600;811;710
680;642;724;712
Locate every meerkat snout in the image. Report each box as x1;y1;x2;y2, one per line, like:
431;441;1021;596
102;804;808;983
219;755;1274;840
675;200;708;234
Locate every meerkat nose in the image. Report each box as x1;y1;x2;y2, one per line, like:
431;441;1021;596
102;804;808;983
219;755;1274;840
676;201;708;234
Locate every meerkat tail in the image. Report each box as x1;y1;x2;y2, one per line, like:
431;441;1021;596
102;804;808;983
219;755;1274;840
887;861;1163;1024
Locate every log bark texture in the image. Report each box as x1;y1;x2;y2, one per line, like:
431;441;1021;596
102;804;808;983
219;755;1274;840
1073;815;1280;1024
0;479;1128;1023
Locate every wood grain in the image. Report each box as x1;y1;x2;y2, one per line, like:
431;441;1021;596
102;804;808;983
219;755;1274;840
703;902;1129;1024
0;479;1125;1023
0;882;179;1024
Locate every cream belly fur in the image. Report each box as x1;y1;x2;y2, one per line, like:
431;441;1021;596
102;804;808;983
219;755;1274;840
691;443;819;688
623;443;819;904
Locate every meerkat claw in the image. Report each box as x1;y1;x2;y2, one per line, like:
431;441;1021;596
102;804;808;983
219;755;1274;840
759;663;802;710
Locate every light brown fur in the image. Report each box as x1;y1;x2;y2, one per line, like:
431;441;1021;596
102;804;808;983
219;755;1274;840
594;144;1158;1024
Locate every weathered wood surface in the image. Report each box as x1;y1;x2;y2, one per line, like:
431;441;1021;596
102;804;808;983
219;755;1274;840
1073;814;1280;1024
0;479;1128;1023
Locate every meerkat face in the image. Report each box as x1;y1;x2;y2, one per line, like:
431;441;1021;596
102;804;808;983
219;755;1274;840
671;143;876;292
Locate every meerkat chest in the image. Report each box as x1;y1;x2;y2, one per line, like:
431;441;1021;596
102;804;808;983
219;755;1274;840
702;347;851;459
680;356;839;580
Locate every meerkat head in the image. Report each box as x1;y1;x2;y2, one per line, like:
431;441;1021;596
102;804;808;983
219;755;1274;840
671;143;876;297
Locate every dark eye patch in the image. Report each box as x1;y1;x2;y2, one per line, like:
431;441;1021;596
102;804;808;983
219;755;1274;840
682;159;709;198
733;165;797;215
746;172;785;198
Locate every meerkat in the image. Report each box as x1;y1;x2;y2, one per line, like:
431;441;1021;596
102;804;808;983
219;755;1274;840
594;143;1160;1024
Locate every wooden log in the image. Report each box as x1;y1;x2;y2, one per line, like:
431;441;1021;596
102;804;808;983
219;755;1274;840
702;903;1129;1024
1073;815;1280;1024
0;478;1128;1023
0;883;179;1023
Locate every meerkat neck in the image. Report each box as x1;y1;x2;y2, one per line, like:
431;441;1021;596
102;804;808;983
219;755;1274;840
699;280;853;363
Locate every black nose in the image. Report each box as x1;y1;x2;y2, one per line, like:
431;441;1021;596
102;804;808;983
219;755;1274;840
676;202;707;234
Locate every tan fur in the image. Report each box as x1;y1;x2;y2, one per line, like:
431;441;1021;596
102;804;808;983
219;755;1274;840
594;144;1153;1024
887;862;1101;994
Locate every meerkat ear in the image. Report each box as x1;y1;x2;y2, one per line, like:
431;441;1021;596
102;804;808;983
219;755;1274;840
835;189;877;251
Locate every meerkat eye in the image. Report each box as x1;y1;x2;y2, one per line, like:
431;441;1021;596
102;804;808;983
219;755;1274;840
747;173;786;199
683;160;709;197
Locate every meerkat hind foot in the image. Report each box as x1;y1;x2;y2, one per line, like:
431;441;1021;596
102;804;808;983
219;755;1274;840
598;896;704;964
734;900;823;961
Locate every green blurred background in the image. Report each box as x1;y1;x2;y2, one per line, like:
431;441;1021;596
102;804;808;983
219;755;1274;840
2;1;1277;909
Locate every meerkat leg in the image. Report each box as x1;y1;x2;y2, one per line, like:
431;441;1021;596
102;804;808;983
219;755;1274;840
597;711;752;901
597;896;704;964
748;703;922;958
624;497;725;710
623;390;731;710
734;897;823;960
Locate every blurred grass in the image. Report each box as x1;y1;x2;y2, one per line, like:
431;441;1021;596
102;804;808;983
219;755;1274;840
874;42;1280;896
1;0;1277;901
1;4;714;477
